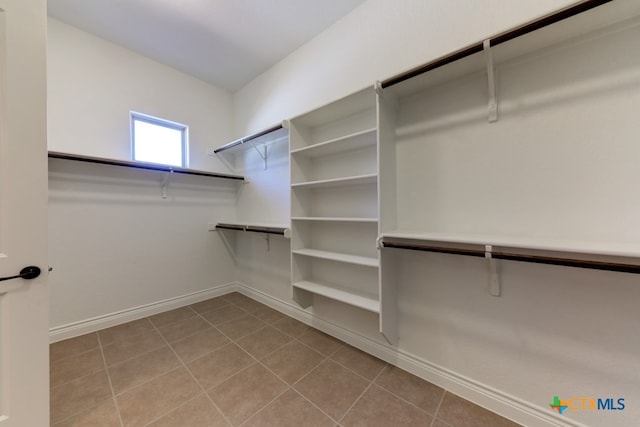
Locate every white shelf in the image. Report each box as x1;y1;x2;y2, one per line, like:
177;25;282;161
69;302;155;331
293;248;379;267
383;1;640;100
292;173;377;189
290;128;376;158
293;280;380;313
49;151;245;181
213;222;291;238
382;231;640;259
212;124;288;154
292;217;378;223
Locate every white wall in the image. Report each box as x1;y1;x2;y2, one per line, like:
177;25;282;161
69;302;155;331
48;160;238;329
230;1;640;426
47;18;233;172
232;135;292;303
47;19;239;332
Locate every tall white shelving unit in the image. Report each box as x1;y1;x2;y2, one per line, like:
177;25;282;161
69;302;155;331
288;87;397;343
284;0;640;347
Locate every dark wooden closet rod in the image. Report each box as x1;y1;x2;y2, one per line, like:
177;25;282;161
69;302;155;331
380;0;614;89
216;223;288;236
213;124;284;154
48;151;245;181
381;241;640;274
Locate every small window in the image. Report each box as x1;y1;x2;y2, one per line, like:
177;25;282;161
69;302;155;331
131;112;188;167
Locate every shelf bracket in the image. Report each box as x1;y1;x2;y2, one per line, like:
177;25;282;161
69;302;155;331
160;173;170;199
485;245;501;296
374;80;383;95
483;39;498;123
249;140;268;170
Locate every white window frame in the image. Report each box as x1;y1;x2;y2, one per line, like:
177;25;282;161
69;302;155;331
131;111;189;167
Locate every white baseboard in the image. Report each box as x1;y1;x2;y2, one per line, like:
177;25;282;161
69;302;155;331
49;283;237;343
234;282;586;427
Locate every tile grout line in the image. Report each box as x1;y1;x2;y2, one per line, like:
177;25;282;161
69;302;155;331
49;336;115;426
212;295;329;424
85;296;436;426
189;304;265;346
99;319;167;368
371;370;443;420
335;360;388;425
145;314;235;427
152;316;215;343
125;300;339;425
56;294;514;427
235;386;292;427
278;328;436;425
103;343;167;373
97;332;126;427
51;296;318;426
325;350;385;384
59;295;434;426
49;344;100;366
50;298;280;427
226;295;406;426
140;296;425;426
226;293;498;426
219;306;342;426
289;387;344;426
225;327;310;425
98;317;156;348
139;393;224;427
50;364;105;392
281;358;345;425
429;389;448;427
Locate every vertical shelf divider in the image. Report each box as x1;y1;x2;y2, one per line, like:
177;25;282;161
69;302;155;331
377;84;399;344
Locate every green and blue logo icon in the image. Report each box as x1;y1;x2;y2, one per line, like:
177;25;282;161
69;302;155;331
549;396;568;414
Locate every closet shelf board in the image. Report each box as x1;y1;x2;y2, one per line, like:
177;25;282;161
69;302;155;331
291;174;377;189
292;217;378;223
293;280;380;313
292;248;379;267
213;124;287;154
382;231;640;259
290;128;377;158
381;0;640;98
214;222;291;238
48;151;245;181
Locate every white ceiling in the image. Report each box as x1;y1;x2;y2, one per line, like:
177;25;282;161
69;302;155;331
47;0;367;92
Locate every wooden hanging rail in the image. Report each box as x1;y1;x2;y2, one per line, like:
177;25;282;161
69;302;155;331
381;240;640;274
48;151;245;181
215;222;291;238
380;0;613;89
213;124;285;154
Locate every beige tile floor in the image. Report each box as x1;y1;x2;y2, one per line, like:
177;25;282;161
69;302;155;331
50;292;521;427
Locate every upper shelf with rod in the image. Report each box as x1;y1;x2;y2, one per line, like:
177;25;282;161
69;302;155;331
48;151;245;181
211;222;291;238
211;123;289;170
212;222;291;253
48;151;245;199
379;0;639;100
